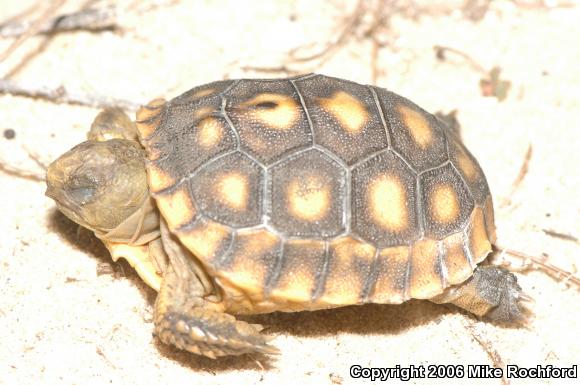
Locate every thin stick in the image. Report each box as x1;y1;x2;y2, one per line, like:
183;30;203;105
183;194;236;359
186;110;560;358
464;321;509;385
0;6;117;38
0;161;45;182
0;0;67;63
499;143;533;208
433;45;488;74
0;79;141;110
290;0;365;64
541;229;578;244
245;0;366;74
22;144;48;170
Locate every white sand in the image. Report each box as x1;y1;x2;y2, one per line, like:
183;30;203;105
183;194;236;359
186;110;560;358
1;1;578;384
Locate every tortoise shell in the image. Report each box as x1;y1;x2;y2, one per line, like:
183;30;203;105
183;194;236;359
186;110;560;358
136;74;495;313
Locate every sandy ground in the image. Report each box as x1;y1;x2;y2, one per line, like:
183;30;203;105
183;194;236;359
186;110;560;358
0;1;579;384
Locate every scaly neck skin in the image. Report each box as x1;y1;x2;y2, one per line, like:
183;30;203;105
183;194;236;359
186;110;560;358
93;195;160;246
95;196;167;292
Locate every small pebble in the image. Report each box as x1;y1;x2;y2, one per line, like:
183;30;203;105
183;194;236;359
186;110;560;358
3;129;16;139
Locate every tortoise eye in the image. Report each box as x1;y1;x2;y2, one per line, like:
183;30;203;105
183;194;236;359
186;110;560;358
66;174;98;206
67;186;97;206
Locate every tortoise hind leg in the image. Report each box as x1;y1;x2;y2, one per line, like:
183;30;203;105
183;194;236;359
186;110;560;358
431;265;530;322
154;220;278;358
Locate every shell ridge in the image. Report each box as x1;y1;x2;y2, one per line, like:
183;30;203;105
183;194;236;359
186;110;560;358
290;79;316;146
368;85;392;148
264;240;286;296
221;96;241;150
460;227;475;269
213;227;237;268
402;245;412;301
360;248;380;301
152;150;238;197
415;173;426;237
436;240;448;288
311;242;330;301
448;161;476;206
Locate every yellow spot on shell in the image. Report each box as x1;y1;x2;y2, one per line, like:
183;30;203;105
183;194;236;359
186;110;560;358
409;239;442;299
398;104;432;149
217;173;248;210
155;186;196;230
443;232;471;285
483;195;496;243
179;220;230;262
241;93;299;130
269;239;324;303
431;184;460;224
371;246;410;304
287;176;330;221
453;139;477;181
191;88;215;99
221;229;279;295
318;91;368;133
147;164;174;193
192;107;213;120
319;237;376;304
369;175;407;231
136;98;165;122
136;99;165;140
197;117;223;148
468;207;491;263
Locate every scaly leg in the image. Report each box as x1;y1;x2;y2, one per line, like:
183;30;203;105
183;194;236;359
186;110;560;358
153;220;278;358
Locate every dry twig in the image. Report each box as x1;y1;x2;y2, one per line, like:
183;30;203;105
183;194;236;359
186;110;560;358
242;0;367;75
541;229;578;244
0;0;67;63
0;6;117;38
0;79;141;110
0;160;45;182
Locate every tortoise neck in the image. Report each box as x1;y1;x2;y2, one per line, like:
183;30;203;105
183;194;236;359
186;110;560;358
94;195;160;246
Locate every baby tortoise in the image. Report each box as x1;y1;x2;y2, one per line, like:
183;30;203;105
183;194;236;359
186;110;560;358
46;74;527;358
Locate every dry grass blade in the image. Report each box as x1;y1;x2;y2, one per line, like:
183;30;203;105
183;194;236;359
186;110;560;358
434;45;487;74
500;144;533;208
493;245;580;289
464;321;509;385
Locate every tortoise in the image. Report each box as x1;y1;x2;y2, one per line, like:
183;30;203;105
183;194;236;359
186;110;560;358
46;74;527;358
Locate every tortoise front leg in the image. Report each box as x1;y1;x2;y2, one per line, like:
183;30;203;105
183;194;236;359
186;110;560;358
88;108;139;142
431;265;530;322
154;221;278;358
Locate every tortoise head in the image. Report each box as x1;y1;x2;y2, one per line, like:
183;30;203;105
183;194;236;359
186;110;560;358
46;138;149;235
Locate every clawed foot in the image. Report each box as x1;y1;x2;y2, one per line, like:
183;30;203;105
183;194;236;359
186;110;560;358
432;265;532;323
155;306;278;359
474;266;532;322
